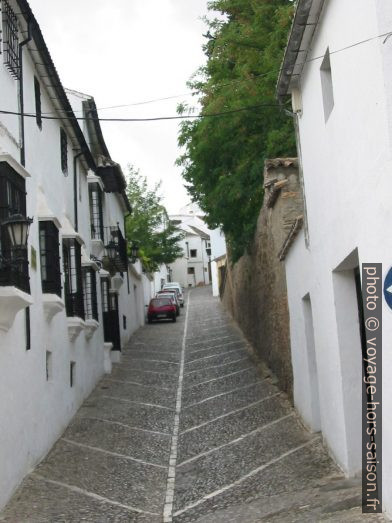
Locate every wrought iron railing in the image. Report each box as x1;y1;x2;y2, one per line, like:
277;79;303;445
83;267;98;321
63;239;85;319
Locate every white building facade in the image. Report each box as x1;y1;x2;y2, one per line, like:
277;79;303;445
0;0;144;509
169;205;212;288
210;227;227;297
277;0;392;516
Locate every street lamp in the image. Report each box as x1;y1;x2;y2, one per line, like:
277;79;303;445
130;242;139;264
105;240;118;261
2;214;33;249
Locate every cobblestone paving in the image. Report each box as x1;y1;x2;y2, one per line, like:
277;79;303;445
0;287;384;522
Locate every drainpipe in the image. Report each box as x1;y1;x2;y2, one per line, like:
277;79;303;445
73;151;85;231
19;20;32;167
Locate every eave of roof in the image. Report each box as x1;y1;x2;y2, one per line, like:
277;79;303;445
276;0;326;101
16;0;96;171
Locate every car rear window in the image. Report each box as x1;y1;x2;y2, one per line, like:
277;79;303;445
151;298;171;307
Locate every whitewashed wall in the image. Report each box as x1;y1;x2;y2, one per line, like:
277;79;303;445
284;1;392;514
0;13;139;510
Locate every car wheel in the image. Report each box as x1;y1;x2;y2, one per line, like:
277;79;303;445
172;315;176;323
148;317;152;324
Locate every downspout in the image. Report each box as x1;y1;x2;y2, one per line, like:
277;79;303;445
19;20;32;167
73;151;85;231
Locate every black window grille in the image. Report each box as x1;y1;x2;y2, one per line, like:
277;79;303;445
63;238;84;319
101;277;110;313
39;221;61;296
1;0;20;79
89;183;104;240
0;161;29;293
34;76;42;130
60;128;68;174
83;266;98;321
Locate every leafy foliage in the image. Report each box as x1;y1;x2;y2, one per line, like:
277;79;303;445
177;0;296;260
125;166;184;272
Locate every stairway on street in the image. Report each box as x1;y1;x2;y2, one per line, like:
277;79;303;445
0;287;384;522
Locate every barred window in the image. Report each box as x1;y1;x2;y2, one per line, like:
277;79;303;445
34;77;42;130
0;161;29;292
63;239;84;319
60;128;68;174
1;0;20;79
101;277;110;313
83;266;98;321
89;183;104;240
39;221;61;296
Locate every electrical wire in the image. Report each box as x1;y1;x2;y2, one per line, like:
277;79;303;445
34;28;392;117
2;28;391;122
0;103;282;122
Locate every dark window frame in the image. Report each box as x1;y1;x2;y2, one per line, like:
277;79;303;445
0;162;29;293
63;238;84;319
34;76;42;130
2;0;20;79
83;266;98;321
39;221;61;297
60;128;68;174
190;249;197;258
89;183;104;240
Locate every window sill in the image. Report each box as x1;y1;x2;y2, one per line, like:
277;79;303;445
0;286;33;333
85;319;99;340
67;317;86;342
42;293;64;323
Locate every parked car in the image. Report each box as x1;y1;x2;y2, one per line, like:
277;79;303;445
156;291;180;316
163;283;184;307
147;297;177;323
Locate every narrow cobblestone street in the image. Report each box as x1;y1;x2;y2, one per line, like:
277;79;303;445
0;288;384;522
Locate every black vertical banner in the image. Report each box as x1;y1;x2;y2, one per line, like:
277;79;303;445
361;264;382;513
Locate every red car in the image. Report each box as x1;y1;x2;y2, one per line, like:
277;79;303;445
147;297;177;323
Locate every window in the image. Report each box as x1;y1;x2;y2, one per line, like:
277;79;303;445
320;48;334;122
187;267;195;275
2;0;20;79
89;183;104;240
46;351;52;381
83;266;98;321
190;249;197;258
34;77;42;130
0;162;29;292
63;239;84;319
60;128;68;174
39;221;61;296
123;315;126;329
70;361;76;387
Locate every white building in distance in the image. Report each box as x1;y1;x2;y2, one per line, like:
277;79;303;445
169;204;212;288
277;0;392;516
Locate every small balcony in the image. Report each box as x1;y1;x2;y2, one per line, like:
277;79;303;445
0;248;30;294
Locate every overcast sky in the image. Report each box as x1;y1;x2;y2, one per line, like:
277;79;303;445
28;0;210;214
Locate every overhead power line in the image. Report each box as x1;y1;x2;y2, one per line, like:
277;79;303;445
0;103;282;123
37;28;392;116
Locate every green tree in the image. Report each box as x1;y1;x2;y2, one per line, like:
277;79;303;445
125;166;184;272
177;0;296;260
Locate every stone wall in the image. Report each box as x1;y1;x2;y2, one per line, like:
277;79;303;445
222;159;303;398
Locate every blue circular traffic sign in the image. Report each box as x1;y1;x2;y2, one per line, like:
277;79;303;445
384;267;392;310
